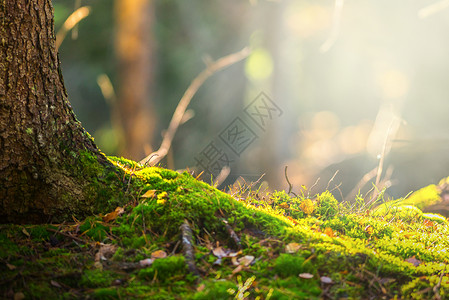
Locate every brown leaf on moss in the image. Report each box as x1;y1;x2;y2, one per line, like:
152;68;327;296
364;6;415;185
324;227;334;237
151;250;167;259
285;242;301;253
102;206;124;222
405;256;421;267
141;189;156;198
299;199;315;215
212;246;228;258
238;255;254;267
279;202;289;209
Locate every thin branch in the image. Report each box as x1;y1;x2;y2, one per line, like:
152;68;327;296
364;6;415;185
46;228;87;244
284;166;293;195
307;177;320;198
55;6;90;50
433;264;446;300
375;118;396;188
326;170;339;191
139;47;251;166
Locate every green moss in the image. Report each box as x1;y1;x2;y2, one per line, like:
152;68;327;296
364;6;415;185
108;156;142;170
91;287;119;299
191;280;236;300
315;191;340;219
2;158;449;299
274;253;315;277
79;216;110;241
399;184;441;210
138;255;187;283
81;269;115;288
402;275;449;299
27;225;51;240
270;277;321;299
0;232;19;258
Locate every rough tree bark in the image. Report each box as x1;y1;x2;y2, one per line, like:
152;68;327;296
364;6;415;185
0;0;124;224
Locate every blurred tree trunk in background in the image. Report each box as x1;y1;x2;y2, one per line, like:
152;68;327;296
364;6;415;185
115;0;156;160
0;0;123;223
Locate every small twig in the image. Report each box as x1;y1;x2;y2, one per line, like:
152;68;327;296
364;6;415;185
307;177;320;198
433;264;446;300
222;219;242;249
375;118;396;189
139;47;251;166
180;220;201;278
326;170;339;191
170;240;181;256
46;228;87;244
284;166;293;195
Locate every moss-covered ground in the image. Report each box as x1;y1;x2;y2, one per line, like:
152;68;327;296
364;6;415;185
1;157;449;299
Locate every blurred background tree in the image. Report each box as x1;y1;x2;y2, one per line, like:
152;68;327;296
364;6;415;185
53;0;449;201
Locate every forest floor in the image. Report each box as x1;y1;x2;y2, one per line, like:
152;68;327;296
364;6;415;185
1;157;449;299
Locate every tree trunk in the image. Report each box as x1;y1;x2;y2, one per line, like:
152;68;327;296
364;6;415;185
0;0;124;224
115;0;156;160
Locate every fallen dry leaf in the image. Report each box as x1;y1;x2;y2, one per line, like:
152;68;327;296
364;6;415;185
151;250;167;259
212;246;228;258
141;189;157;198
102;206;124;222
229;251;242;257
423;219;435;228
232;264;243;274
196;284;206;292
6;263;16;270
324;227;334;237
299;273;314;279
405;256;421;267
285;242;301;253
95;243;117;262
320;276;333;284
22;228;30;237
139;258;154;267
50;280;62;288
231;256;239;266
279;202;289;209
238;255;255;267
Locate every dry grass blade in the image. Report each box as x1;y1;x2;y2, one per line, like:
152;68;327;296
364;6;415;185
139;47;251;166
55;6;91;50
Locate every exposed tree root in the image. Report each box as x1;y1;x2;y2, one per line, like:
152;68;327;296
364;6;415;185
222;219;242;249
180;220;201;278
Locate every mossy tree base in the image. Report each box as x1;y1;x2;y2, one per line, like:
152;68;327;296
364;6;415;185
1;159;449;299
